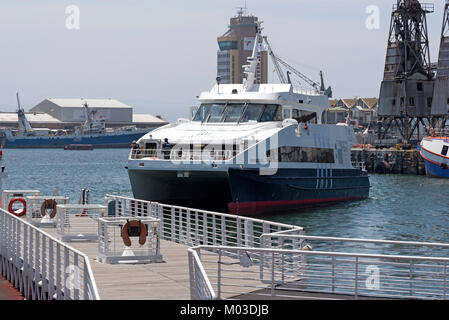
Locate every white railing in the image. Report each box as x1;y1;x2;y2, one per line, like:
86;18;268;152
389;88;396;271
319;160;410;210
189;245;449;300
0;208;100;300
104;195;304;299
129;149;238;161
188;249;217;300
260;234;449;256
104;195;304;249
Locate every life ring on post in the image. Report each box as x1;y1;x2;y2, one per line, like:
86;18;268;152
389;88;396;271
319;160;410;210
303;123;309;130
40;199;58;219
121;220;147;247
8;198;26;217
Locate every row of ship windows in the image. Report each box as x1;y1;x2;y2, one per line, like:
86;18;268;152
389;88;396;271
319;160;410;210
139;142;336;164
155;145;335;164
193;103;282;123
267;147;335;163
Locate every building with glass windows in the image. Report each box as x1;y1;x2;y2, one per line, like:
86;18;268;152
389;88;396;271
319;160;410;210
217;9;268;84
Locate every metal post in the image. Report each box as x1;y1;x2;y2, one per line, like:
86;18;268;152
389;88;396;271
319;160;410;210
83;261;89;300
271;252;275;297
203;214;207;245
332;241;335;293
217;250;222;299
195;211;199;245
56;244;61;300
410;260;413;297
64;247;69;300
171;206;175;242
187;209;191;245
49;240;54;299
221;216;226;246
444;264;447;300
355;257;359;298
212;215;217;246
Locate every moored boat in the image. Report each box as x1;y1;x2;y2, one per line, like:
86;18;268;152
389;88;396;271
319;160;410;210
64;144;94;150
0;94;150;149
419;136;449;178
127;25;370;215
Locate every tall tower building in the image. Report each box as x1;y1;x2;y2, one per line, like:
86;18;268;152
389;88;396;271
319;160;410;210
217;9;268;84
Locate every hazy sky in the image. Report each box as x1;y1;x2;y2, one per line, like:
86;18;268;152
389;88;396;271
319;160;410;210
0;0;446;121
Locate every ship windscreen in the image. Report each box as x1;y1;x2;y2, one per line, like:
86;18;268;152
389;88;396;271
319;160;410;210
241;104;265;122
260;105;282;122
192;104;211;122
207;104;227;122
193;103;282;123
224;104;245;122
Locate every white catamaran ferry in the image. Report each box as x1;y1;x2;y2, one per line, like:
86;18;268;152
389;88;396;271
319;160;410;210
127;26;370;215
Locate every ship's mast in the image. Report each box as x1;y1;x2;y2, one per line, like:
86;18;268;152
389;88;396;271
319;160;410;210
242;22;262;91
82;101;92;127
16;92;33;135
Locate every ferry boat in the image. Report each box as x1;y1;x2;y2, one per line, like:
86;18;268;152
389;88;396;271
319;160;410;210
127;27;370;215
0;95;150;149
419;136;449;178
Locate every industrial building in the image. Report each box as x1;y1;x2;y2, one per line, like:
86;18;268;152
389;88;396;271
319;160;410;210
30;98;133;123
0;98;167;130
217;8;268;84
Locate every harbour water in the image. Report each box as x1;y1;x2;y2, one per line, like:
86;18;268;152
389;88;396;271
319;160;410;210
3;148;449;244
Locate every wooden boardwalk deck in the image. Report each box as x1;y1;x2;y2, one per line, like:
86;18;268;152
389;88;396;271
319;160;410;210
37;216;384;301
43;221;192;300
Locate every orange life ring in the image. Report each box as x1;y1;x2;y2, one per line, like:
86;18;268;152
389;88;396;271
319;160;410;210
303;123;309;130
121;220;147;247
40;199;58;219
8;198;26;217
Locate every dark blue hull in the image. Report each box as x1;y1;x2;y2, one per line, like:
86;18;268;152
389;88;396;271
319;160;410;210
227;168;370;215
128;166;370;216
2;131;148;148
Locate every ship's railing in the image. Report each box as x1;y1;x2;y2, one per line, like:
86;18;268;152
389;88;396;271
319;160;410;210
0;208;100;300
129;149;237;161
189;244;449;300
104;195;304;252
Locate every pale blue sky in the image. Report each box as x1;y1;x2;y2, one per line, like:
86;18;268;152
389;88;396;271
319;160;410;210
0;0;446;121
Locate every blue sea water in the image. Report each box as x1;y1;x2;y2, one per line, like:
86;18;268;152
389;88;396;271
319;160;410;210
2;149;133;205
2;148;449;243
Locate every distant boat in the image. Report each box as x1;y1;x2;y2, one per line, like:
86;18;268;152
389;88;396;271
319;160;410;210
419;136;449;178
0;93;151;149
64;144;94;150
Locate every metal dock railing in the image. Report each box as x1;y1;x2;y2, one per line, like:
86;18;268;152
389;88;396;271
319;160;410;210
2;192;449;300
187;234;449;300
0;207;99;300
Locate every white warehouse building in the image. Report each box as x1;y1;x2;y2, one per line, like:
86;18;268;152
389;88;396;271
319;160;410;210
30;98;133;123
